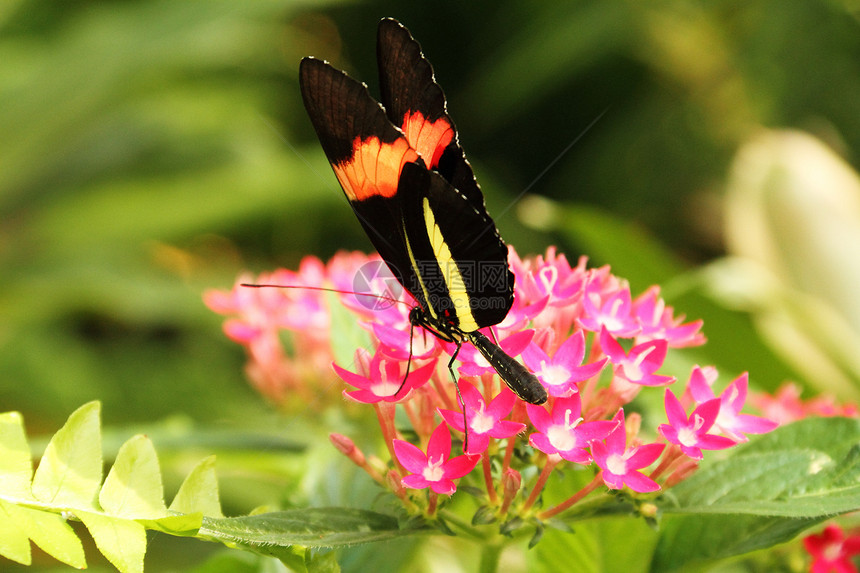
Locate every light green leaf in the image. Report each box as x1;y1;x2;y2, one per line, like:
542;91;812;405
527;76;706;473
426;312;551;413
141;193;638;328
0;499;32;565
99;434;166;519
169;455;223;518
308;549;340;573
32;401;102;509
24;506;87;569
0;411;34;500
531;522;600;573
139;512;203;536
78;510;146;573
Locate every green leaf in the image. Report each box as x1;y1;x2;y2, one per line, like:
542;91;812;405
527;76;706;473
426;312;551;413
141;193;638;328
530;522;599;573
22;505;87;569
169;455;224;518
78;510;146;573
532;517;659;573
0;411;34;500
99;434;166;519
199;508;418;555
652;418;860;570
666;417;860;517
31;401;102;509
308;549;341;573
140;512;203;536
651;513;816;572
0;500;32;565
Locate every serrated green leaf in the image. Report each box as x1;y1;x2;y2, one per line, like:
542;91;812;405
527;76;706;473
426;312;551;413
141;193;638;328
199;507;419;554
78;509;146;573
0;411;34;500
24;505;87;569
169;455;223;518
32;401;102;509
0;499;32;565
100;434;166;519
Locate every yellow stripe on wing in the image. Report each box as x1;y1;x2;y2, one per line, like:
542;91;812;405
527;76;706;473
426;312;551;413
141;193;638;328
422;197;479;333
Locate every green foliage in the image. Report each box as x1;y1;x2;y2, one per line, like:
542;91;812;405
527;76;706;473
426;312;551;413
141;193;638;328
0;402;429;572
5;402;860;572
0;403;205;571
653;417;860;571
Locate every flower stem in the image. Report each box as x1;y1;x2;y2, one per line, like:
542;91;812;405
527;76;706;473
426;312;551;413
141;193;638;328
538;473;603;520
482;451;498;504
479;541;504;573
427;491;438;516
376;403;405;474
522;455;559;512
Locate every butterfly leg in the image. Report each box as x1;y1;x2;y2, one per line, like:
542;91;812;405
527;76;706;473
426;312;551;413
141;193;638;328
447;340;470;453
394;321;417;398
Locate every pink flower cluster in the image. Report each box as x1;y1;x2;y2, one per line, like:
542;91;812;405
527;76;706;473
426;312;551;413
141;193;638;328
752;383;859;426
206;248;779;518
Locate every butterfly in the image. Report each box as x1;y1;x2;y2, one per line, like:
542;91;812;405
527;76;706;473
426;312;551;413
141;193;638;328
299;18;547;406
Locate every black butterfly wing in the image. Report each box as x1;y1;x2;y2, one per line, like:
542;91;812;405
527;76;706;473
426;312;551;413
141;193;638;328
299;57;423;304
397;162;513;332
376;18;485;212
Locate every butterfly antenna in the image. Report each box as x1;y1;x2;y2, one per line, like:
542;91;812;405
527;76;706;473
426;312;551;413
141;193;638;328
240;283;410;308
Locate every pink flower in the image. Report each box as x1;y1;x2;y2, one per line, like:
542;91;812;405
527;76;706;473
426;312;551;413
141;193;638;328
522;330;607;397
600;327;675;387
631;286;705;348
394;423;480;495
371;321;441;362
526;395;617;464
438;383;525;455
334;349;436;404
686;367;777;442
510;247;587;307
591;410;665;493
804;524;860;573
658;389;736;460
579;281;640;337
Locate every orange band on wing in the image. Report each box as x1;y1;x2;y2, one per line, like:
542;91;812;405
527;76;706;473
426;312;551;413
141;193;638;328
401;111;454;169
334;136;420;201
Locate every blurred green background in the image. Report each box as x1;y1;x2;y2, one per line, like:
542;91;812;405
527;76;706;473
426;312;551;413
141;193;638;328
2;0;860;568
